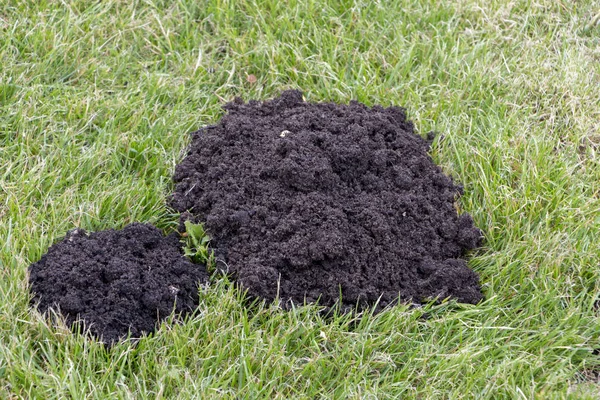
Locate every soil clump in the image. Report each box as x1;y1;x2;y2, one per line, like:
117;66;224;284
171;90;483;311
29;223;208;344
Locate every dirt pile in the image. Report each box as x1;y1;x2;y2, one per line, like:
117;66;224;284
28;223;208;344
171;90;483;311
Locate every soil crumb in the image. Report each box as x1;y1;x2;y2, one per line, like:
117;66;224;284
171;90;483;311
28;223;208;345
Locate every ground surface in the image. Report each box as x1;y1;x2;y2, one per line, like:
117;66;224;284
1;1;600;398
172;90;483;309
28;223;208;345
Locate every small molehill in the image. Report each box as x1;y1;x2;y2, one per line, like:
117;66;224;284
171;90;484;311
28;223;208;344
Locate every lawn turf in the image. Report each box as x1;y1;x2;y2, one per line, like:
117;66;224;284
1;0;600;398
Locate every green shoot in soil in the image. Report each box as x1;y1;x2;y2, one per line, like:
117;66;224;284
182;221;215;269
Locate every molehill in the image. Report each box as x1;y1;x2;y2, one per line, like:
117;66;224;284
28;223;208;344
171;90;483;311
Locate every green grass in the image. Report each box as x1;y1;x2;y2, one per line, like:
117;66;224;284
1;0;600;398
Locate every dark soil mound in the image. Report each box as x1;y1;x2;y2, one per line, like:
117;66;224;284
28;223;208;344
171;90;483;310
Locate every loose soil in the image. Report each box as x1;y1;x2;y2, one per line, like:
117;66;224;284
171;90;484;311
28;223;208;344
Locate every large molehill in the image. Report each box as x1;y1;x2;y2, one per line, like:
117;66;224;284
171;90;483;311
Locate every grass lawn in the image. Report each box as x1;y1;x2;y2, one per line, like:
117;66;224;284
1;0;600;398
